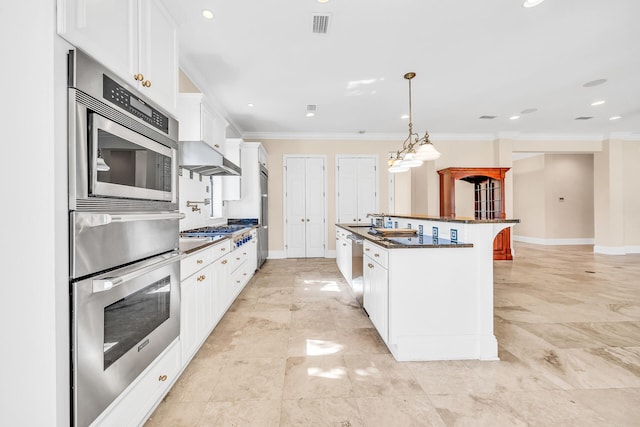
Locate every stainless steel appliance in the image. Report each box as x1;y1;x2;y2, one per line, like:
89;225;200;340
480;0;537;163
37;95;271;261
179;140;241;176
347;234;364;306
258;164;268;267
181;224;254;251
68;50;179;212
68;49;182;427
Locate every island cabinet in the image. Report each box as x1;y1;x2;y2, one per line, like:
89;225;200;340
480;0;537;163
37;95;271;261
335;228;352;285
339;214;518;361
57;0;178;114
363;241;389;344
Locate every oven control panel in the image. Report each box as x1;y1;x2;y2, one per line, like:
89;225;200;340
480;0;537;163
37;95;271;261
102;75;169;134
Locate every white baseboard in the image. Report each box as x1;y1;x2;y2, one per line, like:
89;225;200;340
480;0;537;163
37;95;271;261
513;235;595;245
594;245;640;255
267;250;286;259
267;250;337;259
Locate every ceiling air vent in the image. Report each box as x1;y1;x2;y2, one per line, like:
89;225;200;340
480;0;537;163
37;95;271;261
479;115;497;119
575;116;593;120
312;14;331;34
306;104;317;117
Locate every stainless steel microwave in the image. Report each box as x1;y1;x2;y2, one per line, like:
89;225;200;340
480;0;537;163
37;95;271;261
68;50;179;212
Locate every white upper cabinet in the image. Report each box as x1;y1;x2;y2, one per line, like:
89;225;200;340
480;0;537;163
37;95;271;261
57;0;178;114
177;93;228;153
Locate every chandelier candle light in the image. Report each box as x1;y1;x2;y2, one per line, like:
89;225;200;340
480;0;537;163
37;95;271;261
388;72;441;173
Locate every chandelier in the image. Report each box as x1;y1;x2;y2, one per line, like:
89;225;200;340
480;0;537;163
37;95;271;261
388;72;441;173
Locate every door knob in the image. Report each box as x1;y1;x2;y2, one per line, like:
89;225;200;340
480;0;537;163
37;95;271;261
301;218;304;222
306;219;310;222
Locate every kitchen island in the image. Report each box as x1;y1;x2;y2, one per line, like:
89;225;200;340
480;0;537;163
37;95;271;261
336;214;518;361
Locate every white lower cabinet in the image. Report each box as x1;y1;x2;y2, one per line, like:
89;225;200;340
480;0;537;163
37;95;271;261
94;339;181;427
363;242;389;344
335;228;352;285
180;240;230;363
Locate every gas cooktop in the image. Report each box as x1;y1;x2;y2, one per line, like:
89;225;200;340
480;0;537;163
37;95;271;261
180;224;249;237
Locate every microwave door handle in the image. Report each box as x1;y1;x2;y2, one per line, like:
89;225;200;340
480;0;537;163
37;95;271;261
92;253;180;293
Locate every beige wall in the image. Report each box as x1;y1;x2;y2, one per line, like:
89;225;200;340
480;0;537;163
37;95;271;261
254;138;511;254
513;155;546;238
544;154;594;239
623;141;640;246
513;154;594;241
256;139;402;253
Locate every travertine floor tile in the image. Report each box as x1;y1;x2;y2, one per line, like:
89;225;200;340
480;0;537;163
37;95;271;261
147;243;640;426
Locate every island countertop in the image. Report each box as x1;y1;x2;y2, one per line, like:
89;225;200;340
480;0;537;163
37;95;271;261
336;224;473;249
365;213;520;224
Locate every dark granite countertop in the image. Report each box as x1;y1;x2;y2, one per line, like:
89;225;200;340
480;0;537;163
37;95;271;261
179;235;230;255
365;214;520;224
336;224;473;249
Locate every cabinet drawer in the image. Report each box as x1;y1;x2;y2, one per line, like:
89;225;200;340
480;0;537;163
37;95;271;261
96;340;181;427
363;241;388;269
229;249;248;272
230;262;251;292
181;248;213;280
211;239;232;261
337;227;349;239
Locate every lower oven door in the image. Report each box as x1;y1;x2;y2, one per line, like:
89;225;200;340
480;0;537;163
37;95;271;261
72;251;180;427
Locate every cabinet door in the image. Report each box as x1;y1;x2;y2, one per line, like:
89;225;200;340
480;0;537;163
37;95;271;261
212;254;231;319
363;255;375;315
197;266;214;335
180;275;199;362
137;0;178;113
356;158;377;223
57;0;138;82
200;102;216;147
371;262;389;343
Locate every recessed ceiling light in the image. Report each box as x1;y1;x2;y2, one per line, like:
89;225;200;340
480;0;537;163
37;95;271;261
583;79;607;88
523;0;545;8
591;100;606;106
247;103;255;108
509;115;520;120
202;9;214;19
609;116;622;121
521;108;538;114
400;114;409;119
479;115;497;119
305;112;315;118
317;0;330;3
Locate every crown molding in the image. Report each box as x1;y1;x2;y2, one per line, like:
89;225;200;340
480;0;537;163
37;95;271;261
241;131;497;141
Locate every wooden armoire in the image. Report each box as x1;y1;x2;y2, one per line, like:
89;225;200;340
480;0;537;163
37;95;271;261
437;167;512;260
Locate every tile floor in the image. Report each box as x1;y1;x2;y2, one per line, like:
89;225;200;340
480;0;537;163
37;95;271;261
146;243;640;426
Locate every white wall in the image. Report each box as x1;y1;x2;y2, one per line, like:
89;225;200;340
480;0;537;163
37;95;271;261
513;155;546;238
0;2;71;425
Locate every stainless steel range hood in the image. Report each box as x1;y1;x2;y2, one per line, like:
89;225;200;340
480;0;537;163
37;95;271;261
179;141;241;176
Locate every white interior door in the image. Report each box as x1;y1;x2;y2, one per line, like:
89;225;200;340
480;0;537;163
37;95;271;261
304;157;326;257
285;156;326;258
337;157;357;223
337;156;377;225
356;157;377;223
285;157;307;258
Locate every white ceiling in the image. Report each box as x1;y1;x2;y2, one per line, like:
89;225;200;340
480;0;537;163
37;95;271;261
161;0;640;140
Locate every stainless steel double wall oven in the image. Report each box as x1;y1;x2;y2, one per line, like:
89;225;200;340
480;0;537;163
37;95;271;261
68;50;181;427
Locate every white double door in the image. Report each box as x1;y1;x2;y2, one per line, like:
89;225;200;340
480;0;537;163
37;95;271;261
285;156;326;258
336;156;377;224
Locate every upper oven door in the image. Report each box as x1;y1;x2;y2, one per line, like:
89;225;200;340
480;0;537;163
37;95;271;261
90;113;175;202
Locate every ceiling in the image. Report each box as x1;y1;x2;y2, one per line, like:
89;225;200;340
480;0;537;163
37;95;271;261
161;0;640;140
